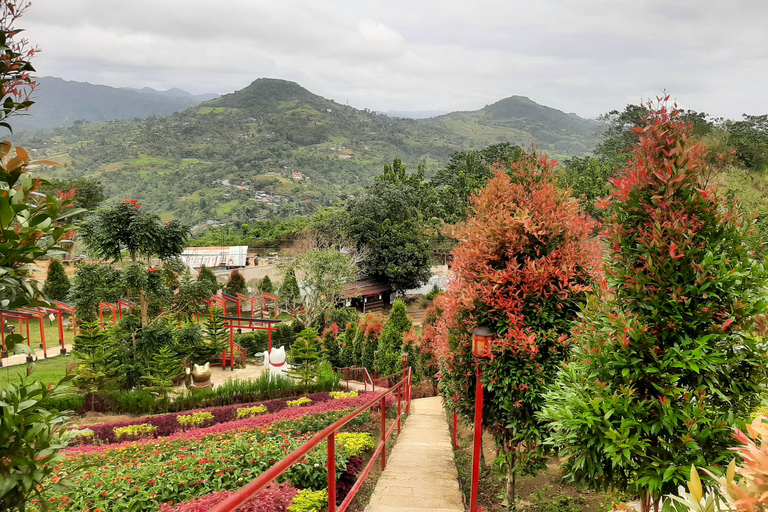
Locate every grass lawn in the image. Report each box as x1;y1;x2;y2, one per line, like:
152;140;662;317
4;316;77;351
0;354;71;387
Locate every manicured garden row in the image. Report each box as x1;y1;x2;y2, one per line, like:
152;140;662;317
32;410;375;512
66;392;384;455
71;391;339;446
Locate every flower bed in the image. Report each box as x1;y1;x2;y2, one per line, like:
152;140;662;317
33;412;375;512
66;393;379;456
73;391;337;446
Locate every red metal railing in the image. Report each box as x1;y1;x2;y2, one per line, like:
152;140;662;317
210;368;412;512
335;366;375;391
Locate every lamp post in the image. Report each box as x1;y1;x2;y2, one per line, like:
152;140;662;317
470;325;494;512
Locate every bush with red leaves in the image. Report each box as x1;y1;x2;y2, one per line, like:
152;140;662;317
159;482;298;512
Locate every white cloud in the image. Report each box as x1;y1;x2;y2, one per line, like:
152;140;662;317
21;0;768;119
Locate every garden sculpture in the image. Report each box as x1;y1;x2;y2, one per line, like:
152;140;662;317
184;362;213;392
262;346;289;376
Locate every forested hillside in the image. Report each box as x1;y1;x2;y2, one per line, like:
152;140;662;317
9;78;600;223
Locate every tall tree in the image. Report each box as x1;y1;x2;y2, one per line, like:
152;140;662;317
282;249;358;327
80;200;188;263
224;268;246;295
196;264;219;294
42;259;70;301
436;150;601;504
540;100;768;512
431;142;522;222
344;159;433;292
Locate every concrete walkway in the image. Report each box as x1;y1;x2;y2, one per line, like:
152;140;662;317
365;396;464;512
1;343;74;367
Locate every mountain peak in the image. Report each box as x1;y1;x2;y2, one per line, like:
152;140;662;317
207;78;332;111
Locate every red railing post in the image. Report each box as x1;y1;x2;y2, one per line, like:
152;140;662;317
397;384;402;435
327;432;336;512
380;395;387;471
453;411;460;448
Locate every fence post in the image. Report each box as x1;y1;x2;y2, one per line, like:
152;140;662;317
381;395;387;471
327;432;337;512
397;384;402;435
453;412;460;448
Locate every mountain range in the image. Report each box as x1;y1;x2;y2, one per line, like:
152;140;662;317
10;77;603;223
11;77;219;132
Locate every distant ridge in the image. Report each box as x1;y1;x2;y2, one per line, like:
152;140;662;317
121;86;218;102
12;77;218;132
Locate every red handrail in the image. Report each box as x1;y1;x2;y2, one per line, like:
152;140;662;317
210;368;412;512
335;366;375;391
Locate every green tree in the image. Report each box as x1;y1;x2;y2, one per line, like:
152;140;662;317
289;327;323;387
143;346;183;404
432;143;522;222
539;101;768;512
174;271;213;320
374;300;412;376
224;268;246;295
727;114;768;171
205;308;228;352
259;274;274;293
196;264;219;294
557;157;615;219
68;263;122;322
42;258;70;301
121;262;169;327
72;322;119;410
277;269;302;314
282;249;358;326
80;200;189;263
45;177;105;211
344;159;434;292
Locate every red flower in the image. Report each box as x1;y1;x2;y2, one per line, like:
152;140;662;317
135;205;141;209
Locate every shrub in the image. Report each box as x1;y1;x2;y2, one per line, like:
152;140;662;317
159;483;298;512
114;423;157;441
113;388;156;414
45;394;85;413
424;284;441;301
287;397;312;407
236;405;267;419
289;489;328;512
177;412;214;429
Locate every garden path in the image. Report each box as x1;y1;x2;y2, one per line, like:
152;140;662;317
1;342;74;367
365;396;464;512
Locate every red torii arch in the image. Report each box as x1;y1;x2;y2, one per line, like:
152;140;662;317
221;316;281;371
0;309;47;365
37;305;70;354
52;300;77;337
98;302;119;327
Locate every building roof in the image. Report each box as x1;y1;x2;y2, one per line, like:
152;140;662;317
344;279;392;299
180;246;249;268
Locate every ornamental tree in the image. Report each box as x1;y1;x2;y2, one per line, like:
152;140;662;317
225;268;246;295
435;150;601;504
539;100;768;512
374;300;412;377
42;258;70;301
80;200;189;263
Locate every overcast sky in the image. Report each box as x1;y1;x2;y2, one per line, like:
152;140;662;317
21;0;768;120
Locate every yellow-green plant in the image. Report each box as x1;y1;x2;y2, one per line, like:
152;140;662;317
337;432;374;457
287;397;312;407
289;489;327;512
71;429;95;445
236;405;267;419
330;390;358;399
176;412;214;429
113;423;157;441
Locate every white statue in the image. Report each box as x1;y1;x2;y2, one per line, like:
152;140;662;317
262;346;288;376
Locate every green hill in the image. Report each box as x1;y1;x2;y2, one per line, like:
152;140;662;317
9;78;601;223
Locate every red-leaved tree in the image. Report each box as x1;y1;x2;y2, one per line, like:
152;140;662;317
436;150;602;503
539;99;768;512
